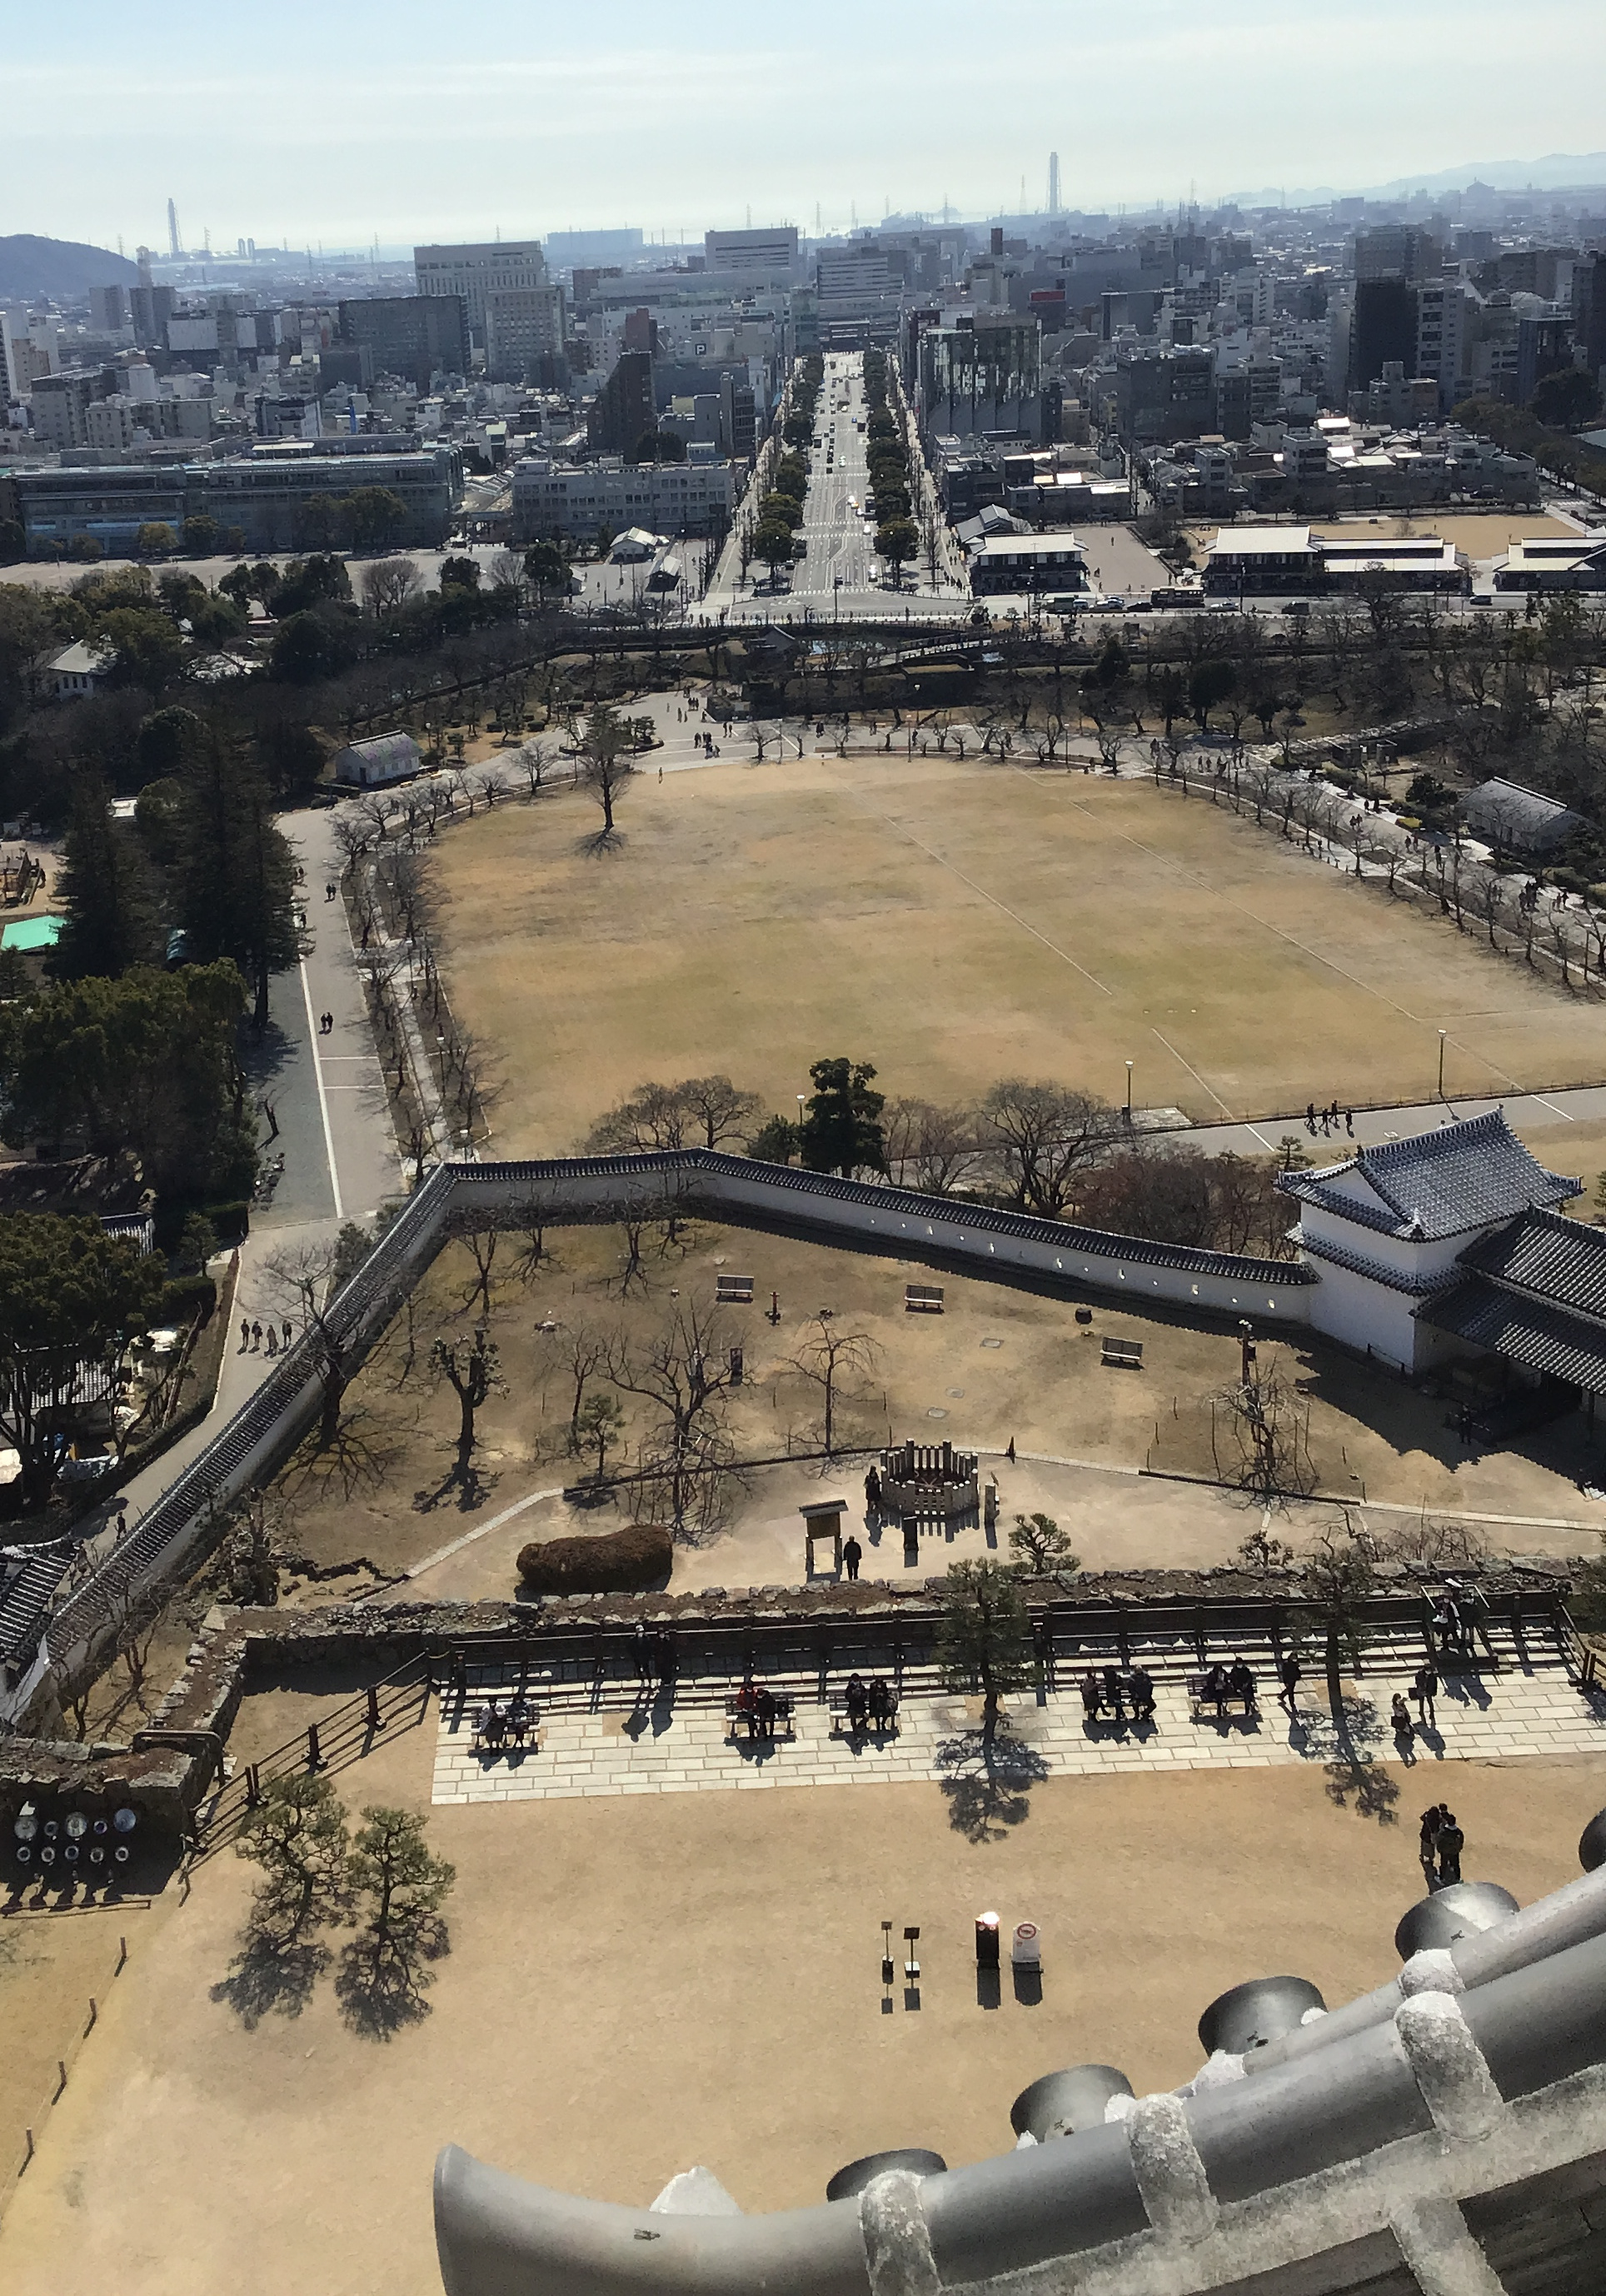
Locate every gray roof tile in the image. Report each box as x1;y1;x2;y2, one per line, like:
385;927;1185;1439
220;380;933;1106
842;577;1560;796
1279;1111;1578;1241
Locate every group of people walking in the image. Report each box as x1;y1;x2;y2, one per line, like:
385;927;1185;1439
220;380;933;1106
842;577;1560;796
1305;1101;1355;1138
240;1318;295;1355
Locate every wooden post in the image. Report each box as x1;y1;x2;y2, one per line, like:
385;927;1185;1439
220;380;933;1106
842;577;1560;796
367;1684;382;1732
307;1723;322;1771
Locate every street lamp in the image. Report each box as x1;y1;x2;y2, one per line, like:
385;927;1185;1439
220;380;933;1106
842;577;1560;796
796;1092;806;1141
1437;1029;1448;1099
1125;1060;1135;1123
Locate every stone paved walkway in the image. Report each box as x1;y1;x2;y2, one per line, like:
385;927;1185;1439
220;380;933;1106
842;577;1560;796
431;1658;1606;1806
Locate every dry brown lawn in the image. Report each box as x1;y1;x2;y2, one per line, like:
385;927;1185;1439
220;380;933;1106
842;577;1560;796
431;755;1606;1154
1;1711;1599;2296
267;1228;1604;1615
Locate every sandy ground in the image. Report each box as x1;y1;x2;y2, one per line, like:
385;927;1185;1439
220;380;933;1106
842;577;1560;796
1;1709;1599;2296
1184;512;1575;565
266;1228;1606;1616
430;755;1606;1155
0;1908;152;2190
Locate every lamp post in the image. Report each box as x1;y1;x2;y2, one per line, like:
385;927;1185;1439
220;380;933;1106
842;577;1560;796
1125;1060;1135;1124
796;1091;806;1146
1438;1029;1448;1099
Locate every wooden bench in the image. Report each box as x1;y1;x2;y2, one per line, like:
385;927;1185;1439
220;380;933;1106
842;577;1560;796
725;1692;796;1740
905;1284;945;1315
715;1274;754;1303
471;1702;541;1754
828;1688;901;1735
1186;1673;1258;1722
1101;1335;1144;1369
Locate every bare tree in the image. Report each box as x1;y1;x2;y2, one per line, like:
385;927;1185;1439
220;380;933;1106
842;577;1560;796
980;1080;1117;1218
677;1074;762;1149
361;558;422;621
539;1320;612;1449
580;703;637;839
263;1240;358;1447
584;1081;691;1153
430;1327;505;1473
604;1295;737;1530
883;1097;982;1195
787;1315;881;1455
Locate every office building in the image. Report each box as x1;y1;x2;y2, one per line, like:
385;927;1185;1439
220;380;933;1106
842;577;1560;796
511;453;735;542
414;242;547;336
586;352;655;453
1350;278;1417;390
338;296;469;392
483;286;566;383
14;445;461;557
704;227;799;280
1354;226;1440;284
28;369;117;451
1110;346;1214;446
918;317;1046;441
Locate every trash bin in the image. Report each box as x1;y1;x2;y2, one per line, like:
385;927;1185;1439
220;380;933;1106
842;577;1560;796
975;1911;1000;1968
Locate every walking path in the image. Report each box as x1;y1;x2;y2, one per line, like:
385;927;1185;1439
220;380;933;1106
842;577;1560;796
431;1654;1604;1807
1158;1086;1606;1160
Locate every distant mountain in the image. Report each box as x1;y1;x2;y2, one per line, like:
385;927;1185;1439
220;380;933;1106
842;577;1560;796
1229;152;1606;211
0;234;139;302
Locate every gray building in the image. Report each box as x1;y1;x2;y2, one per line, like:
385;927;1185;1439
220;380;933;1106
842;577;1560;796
15;445;461;556
338;297;469;392
918;318;1046;442
413;242;547;337
511;455;735;542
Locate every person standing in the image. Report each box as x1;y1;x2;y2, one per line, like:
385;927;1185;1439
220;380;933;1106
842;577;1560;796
240;1317;251;1353
1419;1804;1441;1883
1391;1694;1416;1760
250;1320;263;1350
1278;1652;1302;1715
1436;1812;1464;1886
842;1535;862;1582
1413;1661;1438;1729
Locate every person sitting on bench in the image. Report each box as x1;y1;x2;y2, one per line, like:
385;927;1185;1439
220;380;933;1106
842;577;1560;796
868;1677;893;1727
1102;1665;1126;1721
1127;1665;1156;1721
845;1673;869;1731
480;1700;505;1752
506;1695;530;1748
736;1676;760;1742
1080;1670;1106;1721
755;1685;778;1740
1228;1657;1257;1715
1204;1662;1229;1720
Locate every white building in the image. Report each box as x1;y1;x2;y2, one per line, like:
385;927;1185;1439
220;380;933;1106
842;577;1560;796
46;641;112;699
704;227;799;282
1279;1112;1580;1375
332;731;423;788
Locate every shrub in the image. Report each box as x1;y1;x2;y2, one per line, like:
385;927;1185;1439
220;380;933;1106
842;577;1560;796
516;1521;673;1595
156;1272;217;1326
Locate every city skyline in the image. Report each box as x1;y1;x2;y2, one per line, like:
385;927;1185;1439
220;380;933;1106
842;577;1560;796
3;0;1604;254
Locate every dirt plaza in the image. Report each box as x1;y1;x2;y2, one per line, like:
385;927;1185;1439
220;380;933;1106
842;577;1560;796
431;752;1606;1155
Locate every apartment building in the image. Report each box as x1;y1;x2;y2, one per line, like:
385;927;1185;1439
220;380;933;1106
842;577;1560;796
414;242;548;337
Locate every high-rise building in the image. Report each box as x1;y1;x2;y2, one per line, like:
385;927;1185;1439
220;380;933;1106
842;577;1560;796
1350;278;1417;391
167;198;182;261
1048;153;1061;217
483;285;567;383
339;296;469;391
586;352;655;452
1354;226;1439;283
413;242;546;337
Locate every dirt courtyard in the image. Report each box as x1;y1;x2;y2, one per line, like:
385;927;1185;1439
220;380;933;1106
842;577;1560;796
1;1715;1599;2296
267;1225;1606;1613
431;752;1606;1156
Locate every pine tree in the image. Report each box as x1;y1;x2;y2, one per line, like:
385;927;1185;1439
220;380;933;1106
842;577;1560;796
177;735;299;1026
49;770;161;979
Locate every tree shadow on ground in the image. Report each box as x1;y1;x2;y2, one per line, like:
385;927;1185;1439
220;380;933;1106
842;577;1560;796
935;1729;1050;1844
333;1919;450;2041
210;1926;331;2029
412;1458;500;1515
1324;1749;1400;1824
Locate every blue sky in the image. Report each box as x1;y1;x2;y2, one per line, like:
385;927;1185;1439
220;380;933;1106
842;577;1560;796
6;0;1605;252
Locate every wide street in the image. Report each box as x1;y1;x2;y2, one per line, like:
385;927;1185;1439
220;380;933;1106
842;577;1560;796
701;351;971;626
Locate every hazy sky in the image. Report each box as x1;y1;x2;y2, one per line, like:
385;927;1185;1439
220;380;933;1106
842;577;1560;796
7;0;1605;252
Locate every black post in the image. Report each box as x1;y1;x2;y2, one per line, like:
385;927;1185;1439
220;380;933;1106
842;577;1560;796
367;1684;382;1733
306;1724;322;1771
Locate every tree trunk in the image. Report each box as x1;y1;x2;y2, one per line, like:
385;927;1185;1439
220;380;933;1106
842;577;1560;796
1325;1621;1343;1719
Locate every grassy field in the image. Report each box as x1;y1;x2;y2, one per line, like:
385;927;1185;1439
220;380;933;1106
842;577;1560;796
2;1715;1597;2296
431;751;1606;1150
